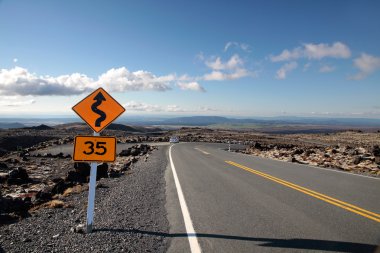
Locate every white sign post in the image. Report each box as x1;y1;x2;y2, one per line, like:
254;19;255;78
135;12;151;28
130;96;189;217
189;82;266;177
72;88;125;234
86;131;99;233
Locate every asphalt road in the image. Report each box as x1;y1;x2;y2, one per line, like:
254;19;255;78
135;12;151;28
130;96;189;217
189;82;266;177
166;142;380;253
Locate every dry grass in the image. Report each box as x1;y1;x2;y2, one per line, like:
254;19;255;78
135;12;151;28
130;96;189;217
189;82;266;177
30;200;73;211
63;184;87;197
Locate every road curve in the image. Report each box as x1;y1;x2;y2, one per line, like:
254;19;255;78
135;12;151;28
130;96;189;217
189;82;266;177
166;142;380;253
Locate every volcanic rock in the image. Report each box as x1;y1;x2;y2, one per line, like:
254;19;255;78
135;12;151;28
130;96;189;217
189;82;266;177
0;196;30;217
292;149;304;155
7;167;29;185
71;224;86;234
51;180;72;195
73;162;91;181
34;188;53;204
353;156;362;165
0;172;8;183
0;162;9;171
119;148;131;156
97;163;108;179
372;145;380;156
304;150;315;156
130;148;139;156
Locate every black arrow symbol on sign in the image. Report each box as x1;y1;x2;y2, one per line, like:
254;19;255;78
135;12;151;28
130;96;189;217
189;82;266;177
91;92;107;127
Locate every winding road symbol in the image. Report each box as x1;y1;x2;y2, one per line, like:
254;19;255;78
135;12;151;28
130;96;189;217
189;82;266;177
72;87;126;133
91;92;107;127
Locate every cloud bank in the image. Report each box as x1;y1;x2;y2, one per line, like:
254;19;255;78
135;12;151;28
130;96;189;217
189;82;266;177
123;101;219;114
0;66;176;96
203;54;251;81
224;42;251;52
0;96;36;107
319;65;335;73
177;82;205;92
270;42;351;62
276;62;298;79
350;53;380;80
123;101;185;112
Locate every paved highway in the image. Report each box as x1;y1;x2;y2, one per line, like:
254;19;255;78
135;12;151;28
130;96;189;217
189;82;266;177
166;142;380;253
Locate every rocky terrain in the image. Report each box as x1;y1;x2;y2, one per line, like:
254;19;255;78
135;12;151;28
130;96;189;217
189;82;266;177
1;143;154;220
0;123;166;155
165;128;380;177
0;145;169;252
0;123;169;227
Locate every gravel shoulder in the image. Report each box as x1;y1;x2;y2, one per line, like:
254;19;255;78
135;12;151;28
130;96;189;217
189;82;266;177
0;146;170;253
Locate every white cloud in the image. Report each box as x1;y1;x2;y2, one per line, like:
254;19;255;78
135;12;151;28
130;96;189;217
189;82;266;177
13;58;18;63
203;54;250;81
166;104;184;112
0;67;92;96
205;54;244;71
97;67;174;92
304;42;351;60
271;48;303;62
177;82;205;92
177;74;192;81
198;106;217;112
319;65;335;73
123;101;161;112
224;42;251;52
195;52;205;61
350;53;380;80
204;71;225;81
0;96;36;107
203;68;249;81
122;101;221;114
0;66;174;96
303;62;311;72
276;61;298;79
123;101;185;113
270;42;351;62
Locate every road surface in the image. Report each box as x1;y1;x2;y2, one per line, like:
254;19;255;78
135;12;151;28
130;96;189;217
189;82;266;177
166;142;380;253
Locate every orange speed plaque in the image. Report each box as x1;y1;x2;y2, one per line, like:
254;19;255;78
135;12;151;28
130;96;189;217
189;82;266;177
73;136;117;162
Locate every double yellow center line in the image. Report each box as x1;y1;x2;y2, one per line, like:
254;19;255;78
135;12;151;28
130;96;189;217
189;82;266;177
225;161;380;223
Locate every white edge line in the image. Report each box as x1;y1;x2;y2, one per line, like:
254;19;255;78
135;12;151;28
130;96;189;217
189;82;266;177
169;144;202;253
194;147;210;155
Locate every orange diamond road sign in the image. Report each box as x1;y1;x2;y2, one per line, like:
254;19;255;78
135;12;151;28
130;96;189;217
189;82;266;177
72;87;125;133
73;136;117;162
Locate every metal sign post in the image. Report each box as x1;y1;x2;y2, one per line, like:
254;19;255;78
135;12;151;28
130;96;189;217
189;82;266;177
86;131;99;233
72;87;125;234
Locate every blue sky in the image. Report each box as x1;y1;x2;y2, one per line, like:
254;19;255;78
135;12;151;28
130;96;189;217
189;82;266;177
0;0;379;118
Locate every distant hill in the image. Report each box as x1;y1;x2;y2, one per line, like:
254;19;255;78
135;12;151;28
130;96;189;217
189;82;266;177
54;122;161;133
162;116;233;126
159;116;380;127
2;116;380;131
23;124;54;130
0;122;25;129
107;123;141;132
107;123;162;133
55;122;88;130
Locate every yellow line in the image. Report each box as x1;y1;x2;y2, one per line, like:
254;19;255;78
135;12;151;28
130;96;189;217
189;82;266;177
225;161;380;223
227;161;380;219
